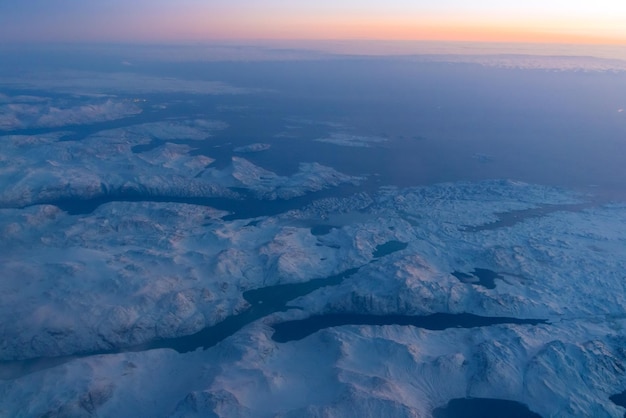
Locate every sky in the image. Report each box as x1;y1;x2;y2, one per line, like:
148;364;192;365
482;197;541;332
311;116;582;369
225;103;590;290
1;0;626;45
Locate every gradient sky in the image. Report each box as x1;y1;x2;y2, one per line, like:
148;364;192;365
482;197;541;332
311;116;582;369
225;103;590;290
2;0;626;44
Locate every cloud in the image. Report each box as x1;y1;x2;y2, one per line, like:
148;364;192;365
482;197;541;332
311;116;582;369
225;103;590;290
234;143;271;153
123;119;228;141
314;133;388;148
415;54;626;72
0;94;48;104
36;100;142;128
0;71;259;96
0;97;142;131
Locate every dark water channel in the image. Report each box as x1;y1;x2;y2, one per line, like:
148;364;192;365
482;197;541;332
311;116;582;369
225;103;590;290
271;313;546;343
464;203;594;232
610;390;626;417
372;240;408;258
23;182;364;220
0;267;360;380
310;225;337;236
452;268;501;289
433;398;542;418
142;267;361;354
0;240;544;381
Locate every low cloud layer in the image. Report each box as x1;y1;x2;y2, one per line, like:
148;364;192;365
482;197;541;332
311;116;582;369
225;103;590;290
0;97;142;131
0;71;259;96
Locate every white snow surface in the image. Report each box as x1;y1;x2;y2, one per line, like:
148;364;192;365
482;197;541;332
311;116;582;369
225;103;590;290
202;157;362;200
1;178;626;417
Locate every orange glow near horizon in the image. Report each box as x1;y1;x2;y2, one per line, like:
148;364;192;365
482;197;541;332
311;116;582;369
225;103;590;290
2;2;626;47
118;11;626;46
